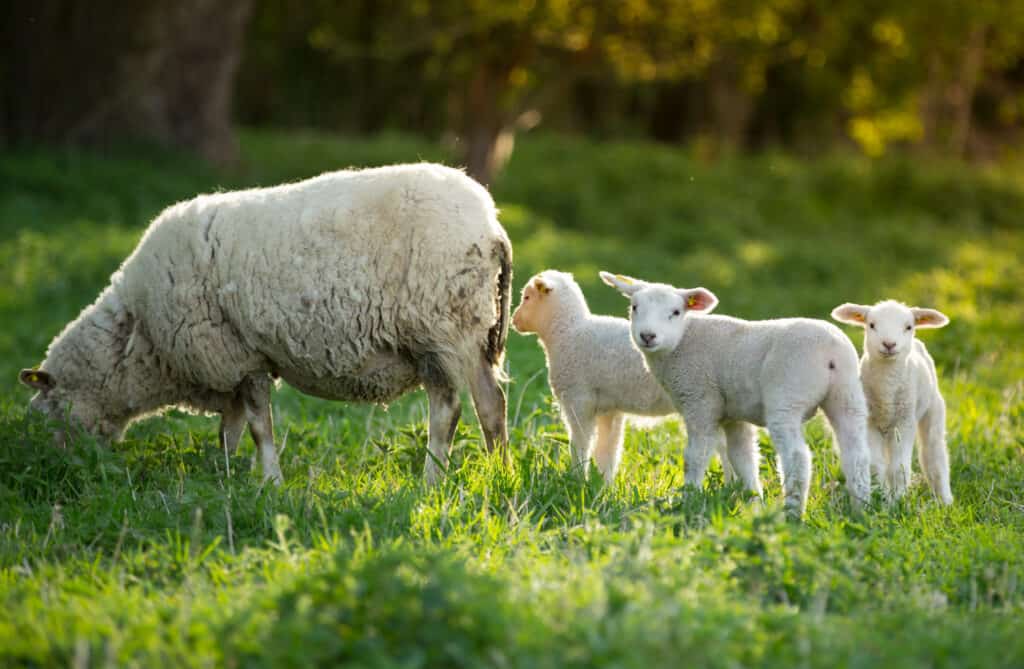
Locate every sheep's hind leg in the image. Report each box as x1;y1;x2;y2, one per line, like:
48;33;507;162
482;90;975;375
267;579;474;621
918;398;952;505
468;354;508;462
419;354;463;486
219;394;246;455
564;402;596;477
766;416;811;519
241;375;282;485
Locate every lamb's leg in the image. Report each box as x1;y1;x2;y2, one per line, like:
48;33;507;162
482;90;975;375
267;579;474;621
592;412;626;483
918;397;953;505
867;425;886;484
422;381;462;486
822;386;872;510
723;421;762;497
716;436;736;484
219;394;246;455
885;418;917;503
564;402;596;477
683;426;721;490
468;354;508;462
767;417;811;518
241;375;282;485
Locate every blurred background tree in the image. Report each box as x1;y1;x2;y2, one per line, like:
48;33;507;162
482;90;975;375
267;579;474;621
5;0;1024;180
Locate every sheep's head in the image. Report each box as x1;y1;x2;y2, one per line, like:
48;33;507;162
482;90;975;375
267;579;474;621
600;271;718;355
512;271;581;335
831;300;948;360
19;367;119;446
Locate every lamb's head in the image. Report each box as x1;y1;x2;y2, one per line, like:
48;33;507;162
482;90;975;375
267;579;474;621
831;300;948;361
600;271;718;355
19;365;121;445
512;270;587;335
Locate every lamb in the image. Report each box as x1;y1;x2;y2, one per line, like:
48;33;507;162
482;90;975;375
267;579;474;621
831;300;952;505
511;270;734;482
601;272;871;517
18;163;513;486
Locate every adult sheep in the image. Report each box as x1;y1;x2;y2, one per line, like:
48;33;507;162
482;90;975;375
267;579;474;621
19;164;512;485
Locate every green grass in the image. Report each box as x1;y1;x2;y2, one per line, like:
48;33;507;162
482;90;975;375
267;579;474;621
1;129;1023;667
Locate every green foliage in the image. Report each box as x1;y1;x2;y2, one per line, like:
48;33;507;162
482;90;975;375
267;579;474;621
1;131;1023;666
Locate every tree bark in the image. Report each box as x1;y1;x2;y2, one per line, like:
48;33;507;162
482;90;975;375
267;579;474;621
1;0;252;162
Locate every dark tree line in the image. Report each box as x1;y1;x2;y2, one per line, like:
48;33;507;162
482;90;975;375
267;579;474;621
5;1;1024;183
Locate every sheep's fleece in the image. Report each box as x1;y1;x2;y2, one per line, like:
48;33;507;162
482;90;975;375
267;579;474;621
20;163;512;484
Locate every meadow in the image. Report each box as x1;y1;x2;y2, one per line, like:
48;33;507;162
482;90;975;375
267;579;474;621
1;130;1022;667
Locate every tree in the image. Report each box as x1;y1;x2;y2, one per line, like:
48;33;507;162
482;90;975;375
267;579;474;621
1;1;252;163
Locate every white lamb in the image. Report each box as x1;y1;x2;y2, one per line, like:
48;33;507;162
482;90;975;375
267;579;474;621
831;300;952;505
601;272;871;517
19;164;512;486
511;270;733;482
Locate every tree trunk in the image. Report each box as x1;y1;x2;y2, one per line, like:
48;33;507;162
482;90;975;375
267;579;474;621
1;0;252;162
457;61;514;186
951;25;986;158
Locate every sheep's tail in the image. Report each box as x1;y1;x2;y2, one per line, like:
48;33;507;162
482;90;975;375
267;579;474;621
486;234;513;379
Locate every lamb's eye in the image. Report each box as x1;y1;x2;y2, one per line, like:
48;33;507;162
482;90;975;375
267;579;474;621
869;322;875;330
523;295;529;301
905;324;912;331
672;309;681;317
631;304;637;312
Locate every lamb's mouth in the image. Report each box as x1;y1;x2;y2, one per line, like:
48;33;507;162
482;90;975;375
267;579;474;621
878;349;898;358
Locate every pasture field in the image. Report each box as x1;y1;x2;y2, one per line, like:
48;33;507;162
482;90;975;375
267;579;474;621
1;131;1022;667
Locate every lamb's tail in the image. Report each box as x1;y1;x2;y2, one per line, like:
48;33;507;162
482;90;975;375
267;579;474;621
485;234;512;378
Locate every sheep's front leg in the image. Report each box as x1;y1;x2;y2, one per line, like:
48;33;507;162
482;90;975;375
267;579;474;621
683;426;721;490
423;382;461;486
885;418;917;503
241;375;282;485
918;398;953;505
866;424;886;484
563;402;596;476
592;412;626;483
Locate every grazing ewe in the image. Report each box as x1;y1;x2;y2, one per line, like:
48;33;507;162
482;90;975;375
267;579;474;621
831;300;953;505
511;270;733;482
19;164;512;485
601;272;871;517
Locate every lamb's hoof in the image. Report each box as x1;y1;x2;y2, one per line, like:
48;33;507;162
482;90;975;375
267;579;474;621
262;469;283;486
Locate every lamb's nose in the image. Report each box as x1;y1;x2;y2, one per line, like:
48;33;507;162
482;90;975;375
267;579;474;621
883;340;896;351
639;332;657;346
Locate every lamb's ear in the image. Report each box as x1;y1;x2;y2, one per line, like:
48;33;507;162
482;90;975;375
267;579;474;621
532;276;552;295
679;287;718;313
19;369;55;392
911;307;949;329
831;303;869;327
599;271;644;297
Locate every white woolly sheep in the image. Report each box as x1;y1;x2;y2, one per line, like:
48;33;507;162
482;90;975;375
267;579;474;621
511;270;733;482
19;163;512;485
831;300;952;505
601;272;872;517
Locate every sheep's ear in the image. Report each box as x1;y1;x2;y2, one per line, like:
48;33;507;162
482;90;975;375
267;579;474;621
599;271;643;297
532;277;552;295
911;307;949;329
831;303;869;327
679;287;718;313
19;368;55;392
